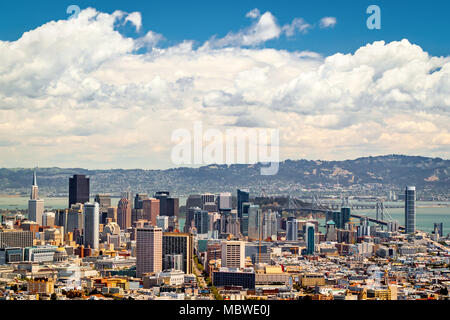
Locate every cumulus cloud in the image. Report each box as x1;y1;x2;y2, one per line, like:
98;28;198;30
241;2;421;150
125;12;143;31
320;17;337;28
0;8;449;169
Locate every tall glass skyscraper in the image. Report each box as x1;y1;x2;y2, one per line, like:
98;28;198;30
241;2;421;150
237;189;249;219
69;175;90;208
306;223;315;254
405;186;416;234
83;203;99;250
286;217;298;241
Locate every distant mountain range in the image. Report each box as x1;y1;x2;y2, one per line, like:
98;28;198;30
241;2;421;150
0;155;448;196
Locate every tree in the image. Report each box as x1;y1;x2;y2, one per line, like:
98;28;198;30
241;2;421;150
50;293;57;300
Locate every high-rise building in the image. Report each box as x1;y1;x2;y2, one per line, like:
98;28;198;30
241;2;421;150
42;212;55;227
434;223;444;237
155;192;170;215
286;217;299;241
218;192;232;211
28;199;44;227
157;215;169;232
117;198;132;230
94;194;111;223
405;186;416;234
240;202;251;237
166;197;179;217
221;241;245;269
201;193;216;206
325;220;337;241
237;189;249;219
186;195;202;210
83;203;99;250
134;194;149;210
106;207;117;222
185;207;201;233
30;169;38;200
136;225;163;277
340;207;351;229
247;205;261;241
69;175;90;208
142;199;160;226
28;170;44;226
67;203;84;234
306;223;315;255
194;209;209;234
162;232;193;274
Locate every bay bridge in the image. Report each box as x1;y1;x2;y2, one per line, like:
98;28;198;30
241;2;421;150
281;195;405;231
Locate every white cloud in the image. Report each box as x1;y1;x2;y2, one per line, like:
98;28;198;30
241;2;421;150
320;17;337;28
246;8;261;19
125;12;142;31
0;8;449;169
282;18;312;36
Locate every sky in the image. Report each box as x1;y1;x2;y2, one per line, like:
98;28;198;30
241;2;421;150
0;0;449;169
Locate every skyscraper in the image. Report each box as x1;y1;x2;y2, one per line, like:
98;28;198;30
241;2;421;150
67;203;84;234
247;205;261;241
142;198;160;226
194;209;209;235
286;217;299;241
237;189;249;219
28;170;44;226
434;223;443;237
69;175;90;208
218;192;232;211
405;186;416;234
117;198;132;230
83;203;99;250
186;194;202;210
306;223;315;255
134;193;149;210
240;202;251;237
162;232;193;274
136;224;162;277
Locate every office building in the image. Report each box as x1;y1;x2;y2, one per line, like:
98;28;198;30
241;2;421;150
194;209;209;234
142;198;160;226
237;189;249;219
162;232;193;274
286;217;299;241
163;254;183;272
69;175;90;208
186;195;202;210
221;241;245;269
240;202;251;236
434;223;444;237
218;192;232;210
306;223;315;255
42;212;55;227
134;194;149;210
405;186;416;234
83;203;99;250
117;198;132;230
67;203;84;234
0;230;34;248
213;268;255;289
136;225;163;277
247;205;261;241
157;215;169;232
28;170;44;226
325;220;337;241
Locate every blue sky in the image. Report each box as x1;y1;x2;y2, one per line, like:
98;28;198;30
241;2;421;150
0;1;449;169
0;0;449;56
